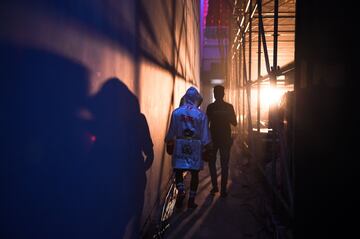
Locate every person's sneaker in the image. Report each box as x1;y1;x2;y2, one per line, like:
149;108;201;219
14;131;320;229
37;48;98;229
188;197;198;209
210;187;219;195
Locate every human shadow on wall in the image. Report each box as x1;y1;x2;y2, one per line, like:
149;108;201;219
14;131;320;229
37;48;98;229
87;77;154;239
0;43;154;239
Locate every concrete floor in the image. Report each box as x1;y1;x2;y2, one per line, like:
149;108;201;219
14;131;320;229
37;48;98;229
162;138;274;239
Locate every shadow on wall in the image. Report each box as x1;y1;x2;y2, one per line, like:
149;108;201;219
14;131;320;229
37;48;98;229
2;0;188;80
0;42;154;239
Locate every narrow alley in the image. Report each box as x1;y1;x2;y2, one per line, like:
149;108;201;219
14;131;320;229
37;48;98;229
1;1;355;239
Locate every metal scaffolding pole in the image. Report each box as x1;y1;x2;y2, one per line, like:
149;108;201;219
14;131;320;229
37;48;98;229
271;0;279;210
257;0;262;133
229;0;296;227
258;5;271;75
249;0;252;119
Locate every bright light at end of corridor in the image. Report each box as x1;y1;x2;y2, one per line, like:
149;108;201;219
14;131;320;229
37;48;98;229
259;86;286;107
261;87;283;106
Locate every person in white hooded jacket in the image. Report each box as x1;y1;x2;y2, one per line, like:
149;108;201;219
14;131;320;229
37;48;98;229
165;87;211;209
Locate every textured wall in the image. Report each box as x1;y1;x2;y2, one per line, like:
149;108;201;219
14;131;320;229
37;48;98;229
0;0;200;238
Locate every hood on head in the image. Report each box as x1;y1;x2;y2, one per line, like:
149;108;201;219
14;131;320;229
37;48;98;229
183;87;202;107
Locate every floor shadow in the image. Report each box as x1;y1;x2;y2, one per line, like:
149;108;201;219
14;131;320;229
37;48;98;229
162;137;273;239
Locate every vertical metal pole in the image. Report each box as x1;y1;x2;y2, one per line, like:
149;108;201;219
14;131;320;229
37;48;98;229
270;0;279;127
273;0;279;75
236;49;240;130
236;44;242;135
241;56;245;137
243;37;252;138
248;0;253;138
257;0;262;133
242;35;247;136
272;0;279;209
239;40;244;137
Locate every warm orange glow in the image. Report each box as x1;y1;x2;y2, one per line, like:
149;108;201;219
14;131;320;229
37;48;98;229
260;86;286;107
249;84;293;129
252;86;287;109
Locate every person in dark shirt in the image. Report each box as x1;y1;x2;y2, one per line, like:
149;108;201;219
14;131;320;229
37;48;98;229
206;85;237;197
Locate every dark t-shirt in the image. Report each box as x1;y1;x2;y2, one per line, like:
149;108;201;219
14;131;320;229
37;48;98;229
206;100;237;145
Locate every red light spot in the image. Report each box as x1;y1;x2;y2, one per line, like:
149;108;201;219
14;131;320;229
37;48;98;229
91;135;96;142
